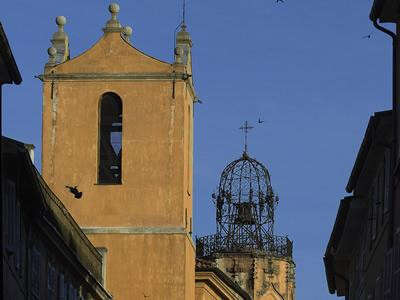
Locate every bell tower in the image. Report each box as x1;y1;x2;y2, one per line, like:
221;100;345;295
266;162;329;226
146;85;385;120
40;3;196;299
196;121;296;300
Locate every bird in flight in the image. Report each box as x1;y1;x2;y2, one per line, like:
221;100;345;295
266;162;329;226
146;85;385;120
258;118;265;124
362;34;372;39
276;0;284;3
65;185;83;199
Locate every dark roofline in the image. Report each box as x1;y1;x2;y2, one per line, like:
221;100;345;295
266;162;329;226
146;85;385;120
370;0;400;22
2;135;34;150
196;263;251;300
2;136;105;280
370;0;387;21
346;110;392;193
0;22;22;85
324;196;352;294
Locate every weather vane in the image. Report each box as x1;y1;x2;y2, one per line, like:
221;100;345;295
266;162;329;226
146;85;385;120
239;121;254;153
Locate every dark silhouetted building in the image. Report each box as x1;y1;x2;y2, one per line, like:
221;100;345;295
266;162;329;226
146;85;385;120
325;1;400;298
2;137;112;299
325;111;394;299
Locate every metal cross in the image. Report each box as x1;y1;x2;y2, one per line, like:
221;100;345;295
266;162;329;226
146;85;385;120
239;121;253;153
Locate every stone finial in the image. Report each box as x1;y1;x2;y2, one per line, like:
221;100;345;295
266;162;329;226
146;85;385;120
122;26;133;42
53;16;67;40
56;16;66;30
50;16;69;64
176;23;192;46
103;3;122;32
174;46;184;64
46;47;57;66
175;23;192;66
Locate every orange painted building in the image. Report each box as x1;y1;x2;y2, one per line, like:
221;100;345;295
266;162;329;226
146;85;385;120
40;4;196;299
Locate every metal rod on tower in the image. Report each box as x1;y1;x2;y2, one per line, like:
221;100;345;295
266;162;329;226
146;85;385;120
239;121;254;154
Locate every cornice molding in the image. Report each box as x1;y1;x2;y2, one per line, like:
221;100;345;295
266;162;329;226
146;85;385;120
82;226;185;234
38;72;191;82
37;72;197;100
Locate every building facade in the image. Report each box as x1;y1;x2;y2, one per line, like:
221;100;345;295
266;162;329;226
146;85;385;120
2;137;111;300
39;4;196;299
195;258;252;300
325;1;400;299
324;111;394;299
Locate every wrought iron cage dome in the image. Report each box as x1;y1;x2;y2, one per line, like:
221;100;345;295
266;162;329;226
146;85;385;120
196;151;292;258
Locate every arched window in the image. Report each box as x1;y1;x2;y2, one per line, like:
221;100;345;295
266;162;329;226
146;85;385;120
98;93;122;184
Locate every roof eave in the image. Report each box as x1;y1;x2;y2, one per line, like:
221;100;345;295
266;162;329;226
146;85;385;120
346;110;392;193
370;0;400;23
0;22;22;85
323;197;352;294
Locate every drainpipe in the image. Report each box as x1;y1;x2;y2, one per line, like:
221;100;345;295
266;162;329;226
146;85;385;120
373;19;398;247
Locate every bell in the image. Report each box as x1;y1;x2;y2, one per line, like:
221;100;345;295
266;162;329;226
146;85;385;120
235;202;255;225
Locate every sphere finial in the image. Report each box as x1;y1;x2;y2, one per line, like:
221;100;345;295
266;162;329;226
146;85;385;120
46;47;57;65
109;3;120;14
48;46;57;57
56;16;66;27
122;26;133;42
49;15;69;65
104;3;122;32
123;26;132;36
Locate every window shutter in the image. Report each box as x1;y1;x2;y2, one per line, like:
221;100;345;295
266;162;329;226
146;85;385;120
393;234;400;299
6;180;16;251
384;249;393;299
31;246;41;299
68;283;74;300
58;273;65;300
372;183;378;241
15;200;21;271
384;149;391;213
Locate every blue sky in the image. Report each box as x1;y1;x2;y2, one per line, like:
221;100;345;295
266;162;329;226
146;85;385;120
1;1;394;299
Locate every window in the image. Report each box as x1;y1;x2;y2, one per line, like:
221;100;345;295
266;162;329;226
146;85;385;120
393;233;400;300
384;249;393;299
31;246;41;299
67;282;78;300
5;180;16;252
378;170;384;225
15;200;21;272
98;93;122;184
96;247;108;287
372;183;378;241
384;149;391;213
47;262;57;299
59;273;66;300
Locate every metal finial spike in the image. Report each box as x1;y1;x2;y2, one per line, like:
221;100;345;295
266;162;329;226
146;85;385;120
239;121;254;153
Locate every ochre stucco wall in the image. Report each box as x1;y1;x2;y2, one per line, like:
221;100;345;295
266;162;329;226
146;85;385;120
88;234;194;299
41;30;195;299
195;282;220;300
43;79;189;227
215;255;295;300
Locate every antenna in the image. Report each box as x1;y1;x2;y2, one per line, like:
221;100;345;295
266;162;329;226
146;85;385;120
239;121;254;154
183;0;186;26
